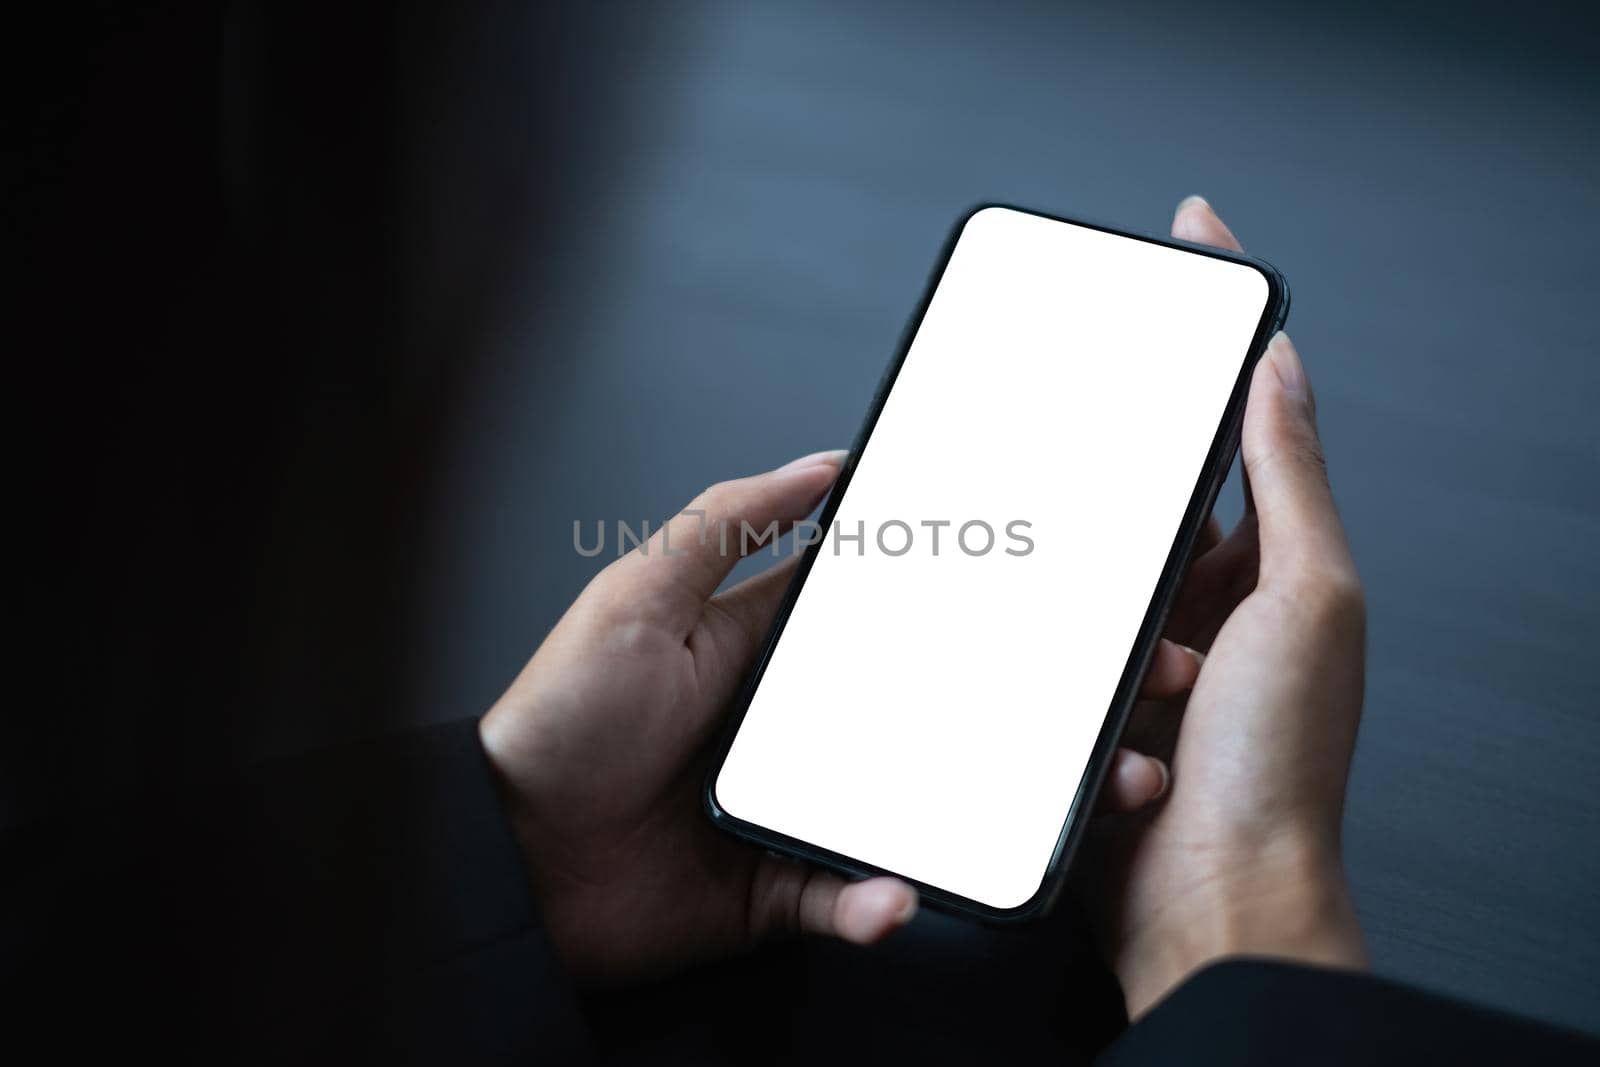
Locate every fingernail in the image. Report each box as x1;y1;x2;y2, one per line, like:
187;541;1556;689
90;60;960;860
1175;194;1209;216
1183;645;1206;670
895;893;918;925
1269;331;1306;399
777;449;849;472
1151;758;1171;801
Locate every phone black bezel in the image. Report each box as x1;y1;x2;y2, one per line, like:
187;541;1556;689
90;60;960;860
702;202;1290;923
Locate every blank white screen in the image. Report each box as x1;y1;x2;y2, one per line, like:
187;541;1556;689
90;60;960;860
714;207;1269;910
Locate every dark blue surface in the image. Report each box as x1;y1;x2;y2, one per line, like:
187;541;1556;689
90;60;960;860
386;1;1599;1034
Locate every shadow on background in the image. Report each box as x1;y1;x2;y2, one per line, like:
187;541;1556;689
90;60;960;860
11;0;1598;1037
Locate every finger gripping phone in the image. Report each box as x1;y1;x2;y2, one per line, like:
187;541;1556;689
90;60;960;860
705;204;1288;921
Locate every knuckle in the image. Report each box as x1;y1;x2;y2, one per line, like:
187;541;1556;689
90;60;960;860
1269;431;1328;482
1293;435;1329;479
693;480;735;516
1298;567;1367;631
745;861;804;938
1250;415;1330;486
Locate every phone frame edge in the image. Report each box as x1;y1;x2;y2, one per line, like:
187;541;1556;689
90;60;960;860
701;201;1291;924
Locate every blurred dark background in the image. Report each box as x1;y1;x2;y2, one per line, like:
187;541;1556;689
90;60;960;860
10;0;1598;1039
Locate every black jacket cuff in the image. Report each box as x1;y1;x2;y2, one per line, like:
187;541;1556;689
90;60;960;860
1101;957;1594;1065
227;717;591;1062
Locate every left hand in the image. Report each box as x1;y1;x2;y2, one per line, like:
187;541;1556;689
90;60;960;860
482;449;1197;983
1094;198;1369;1018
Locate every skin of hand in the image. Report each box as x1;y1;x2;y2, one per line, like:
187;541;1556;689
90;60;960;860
480;454;1200;983
1097;197;1370;1019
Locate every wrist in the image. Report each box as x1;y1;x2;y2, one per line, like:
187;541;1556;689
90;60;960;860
477;715;653;984
1118;837;1367;1020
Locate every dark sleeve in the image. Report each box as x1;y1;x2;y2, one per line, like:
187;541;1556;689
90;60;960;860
223;717;593;1063
1098;958;1597;1066
7;718;592;1064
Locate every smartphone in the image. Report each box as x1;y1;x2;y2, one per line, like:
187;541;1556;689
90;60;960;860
704;204;1289;921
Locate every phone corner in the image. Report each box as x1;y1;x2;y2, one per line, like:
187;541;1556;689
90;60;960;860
1267;266;1292;331
700;767;732;827
955;201;1022;235
953;871;1063;926
1243;255;1291;325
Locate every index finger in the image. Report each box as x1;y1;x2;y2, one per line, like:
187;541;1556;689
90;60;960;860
1172;195;1243;251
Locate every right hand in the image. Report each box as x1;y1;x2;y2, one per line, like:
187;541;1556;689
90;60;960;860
1101;198;1369;1019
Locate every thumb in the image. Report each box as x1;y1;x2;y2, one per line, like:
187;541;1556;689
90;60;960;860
1240;332;1357;587
594;450;846;636
748;855;918;945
